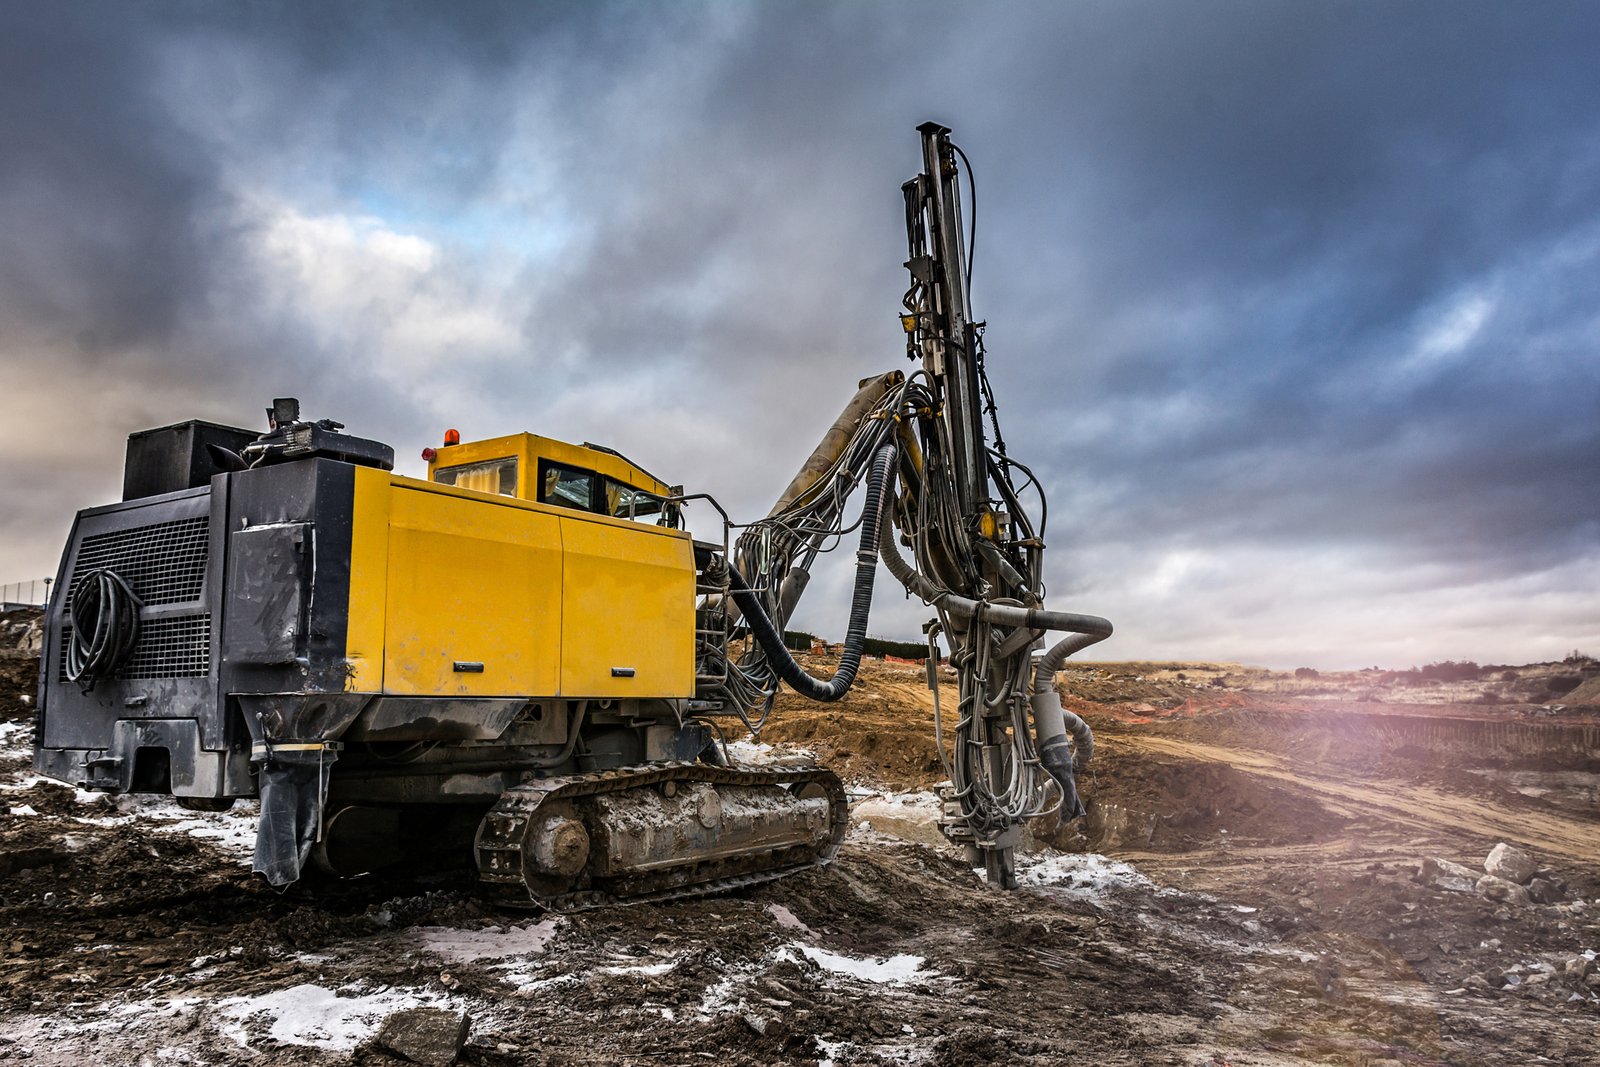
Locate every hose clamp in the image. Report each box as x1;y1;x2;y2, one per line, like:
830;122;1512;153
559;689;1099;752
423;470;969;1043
250;740;345;761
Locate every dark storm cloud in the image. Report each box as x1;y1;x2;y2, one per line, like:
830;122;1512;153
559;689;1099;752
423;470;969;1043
953;4;1600;619
0;5;218;357
1;1;1596;664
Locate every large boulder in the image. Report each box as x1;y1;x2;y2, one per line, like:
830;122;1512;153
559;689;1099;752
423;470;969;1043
1417;857;1480;893
1484;843;1538;884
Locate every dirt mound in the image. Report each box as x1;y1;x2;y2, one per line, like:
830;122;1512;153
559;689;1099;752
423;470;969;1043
1071;742;1349;851
1565;675;1600;706
0;652;39;722
758;660;952;791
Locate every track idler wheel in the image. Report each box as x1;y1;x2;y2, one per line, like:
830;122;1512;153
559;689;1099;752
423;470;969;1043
528;807;590;879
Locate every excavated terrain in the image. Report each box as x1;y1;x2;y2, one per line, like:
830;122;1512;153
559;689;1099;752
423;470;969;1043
2;630;1598;1065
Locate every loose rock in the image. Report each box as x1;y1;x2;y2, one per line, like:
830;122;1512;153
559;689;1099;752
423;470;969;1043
1476;874;1530;906
1416;857;1479;894
1484;843;1538;884
374;1007;470;1067
1526;876;1566;904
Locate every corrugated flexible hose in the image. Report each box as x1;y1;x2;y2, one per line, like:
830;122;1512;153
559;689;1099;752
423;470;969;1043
64;568;143;693
728;443;897;703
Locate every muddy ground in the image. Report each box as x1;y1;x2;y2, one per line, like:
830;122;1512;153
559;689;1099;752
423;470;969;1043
2;648;1598;1065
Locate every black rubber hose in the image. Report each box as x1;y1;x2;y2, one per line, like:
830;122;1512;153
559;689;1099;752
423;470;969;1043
728;443;897;703
65;568;143;693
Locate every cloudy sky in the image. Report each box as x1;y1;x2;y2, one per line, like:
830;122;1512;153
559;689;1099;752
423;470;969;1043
2;2;1597;669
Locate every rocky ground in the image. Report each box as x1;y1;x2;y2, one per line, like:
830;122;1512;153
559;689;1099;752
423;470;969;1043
2;637;1598;1065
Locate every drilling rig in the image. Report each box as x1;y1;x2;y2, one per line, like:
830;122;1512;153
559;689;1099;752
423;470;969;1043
34;123;1110;904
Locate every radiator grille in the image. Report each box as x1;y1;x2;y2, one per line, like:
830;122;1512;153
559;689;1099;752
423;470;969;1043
59;614;212;681
69;516;209;607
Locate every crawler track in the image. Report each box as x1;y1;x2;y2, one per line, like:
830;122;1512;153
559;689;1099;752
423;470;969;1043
474;761;848;910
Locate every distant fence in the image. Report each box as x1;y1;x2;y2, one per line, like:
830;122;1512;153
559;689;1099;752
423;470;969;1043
0;577;52;609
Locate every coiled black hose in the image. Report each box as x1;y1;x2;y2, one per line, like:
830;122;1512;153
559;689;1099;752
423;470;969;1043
65;568;143;692
728;443;896;702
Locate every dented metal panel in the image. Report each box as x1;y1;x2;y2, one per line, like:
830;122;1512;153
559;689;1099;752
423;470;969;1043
224;522;311;664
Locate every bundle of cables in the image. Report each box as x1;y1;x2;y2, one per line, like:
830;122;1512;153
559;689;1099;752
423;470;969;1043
718;376;917;734
65;568;143;692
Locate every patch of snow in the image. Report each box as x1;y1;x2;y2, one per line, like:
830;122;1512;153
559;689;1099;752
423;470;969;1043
790;944;932;984
0;720;32;754
0;775;113;811
697;955;770;1018
68;795;260;861
698;974;741;1016
698;941;938;1022
191;947;246;971
8;803;37;816
414;919;561;964
1018;852;1155;900
818;1037;932;1067
599;960;676;977
500;967;581;991
0;996;204;1044
215;982;447;1051
162;810;259;856
817;1037;852;1066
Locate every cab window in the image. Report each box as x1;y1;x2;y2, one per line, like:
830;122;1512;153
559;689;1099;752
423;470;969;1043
434;457;517;496
607;479;664;523
539;460;597;512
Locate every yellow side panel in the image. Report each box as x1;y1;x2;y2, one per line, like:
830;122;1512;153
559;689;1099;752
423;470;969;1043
346;467;393;692
560;515;694;698
383;486;563;697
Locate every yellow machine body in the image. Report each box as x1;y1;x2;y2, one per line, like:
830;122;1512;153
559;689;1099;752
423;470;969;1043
345;433;695;701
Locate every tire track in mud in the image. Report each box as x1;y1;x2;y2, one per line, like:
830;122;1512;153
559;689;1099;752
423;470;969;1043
1115;733;1600;862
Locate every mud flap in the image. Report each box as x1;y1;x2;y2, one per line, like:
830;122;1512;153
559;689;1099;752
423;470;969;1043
251;741;342;886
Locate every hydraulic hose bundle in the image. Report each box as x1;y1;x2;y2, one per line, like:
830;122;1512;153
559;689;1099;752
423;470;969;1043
64;568;143;692
715;373;910;728
728;443;897;702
